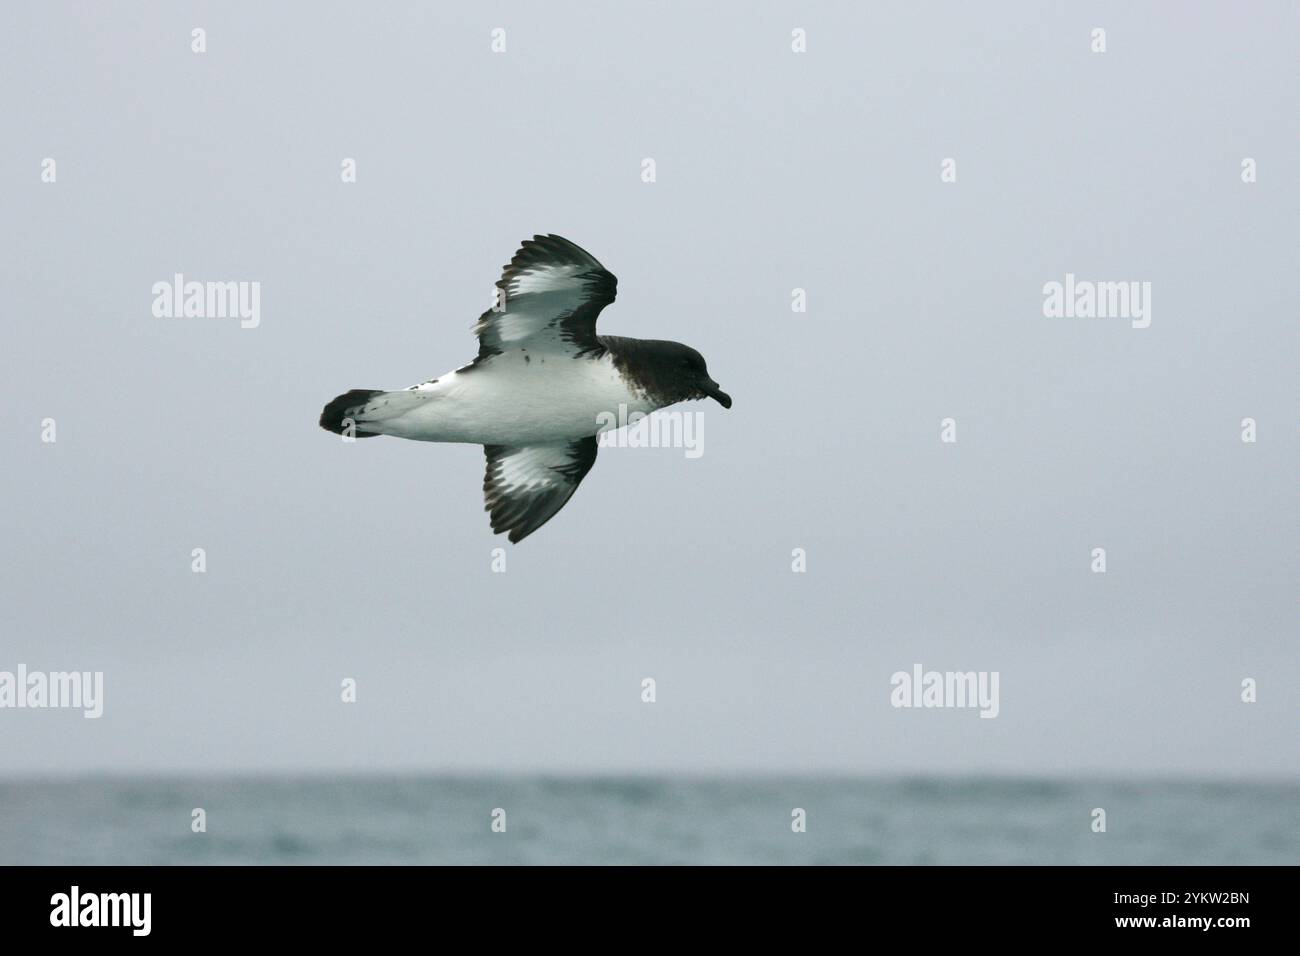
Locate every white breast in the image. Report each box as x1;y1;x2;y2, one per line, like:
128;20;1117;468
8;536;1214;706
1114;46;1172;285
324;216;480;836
381;350;659;445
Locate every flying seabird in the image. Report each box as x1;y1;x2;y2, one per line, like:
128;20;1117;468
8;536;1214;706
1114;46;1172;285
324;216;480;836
319;234;732;542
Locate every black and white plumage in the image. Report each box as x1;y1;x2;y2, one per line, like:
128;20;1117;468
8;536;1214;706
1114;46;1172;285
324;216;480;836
320;234;731;543
472;234;615;361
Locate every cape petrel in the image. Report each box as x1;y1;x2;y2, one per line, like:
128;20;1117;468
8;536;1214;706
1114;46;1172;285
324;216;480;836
320;234;732;542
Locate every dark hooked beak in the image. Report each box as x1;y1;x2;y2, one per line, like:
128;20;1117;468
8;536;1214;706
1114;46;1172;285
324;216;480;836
704;381;732;409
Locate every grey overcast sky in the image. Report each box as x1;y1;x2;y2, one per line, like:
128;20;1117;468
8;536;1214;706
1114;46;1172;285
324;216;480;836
2;1;1296;777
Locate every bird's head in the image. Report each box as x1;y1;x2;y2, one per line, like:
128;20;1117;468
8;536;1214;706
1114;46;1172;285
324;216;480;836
655;341;732;409
602;337;732;410
674;345;732;409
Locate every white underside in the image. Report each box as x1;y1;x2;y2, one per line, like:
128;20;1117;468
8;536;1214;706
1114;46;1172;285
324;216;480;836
363;350;660;445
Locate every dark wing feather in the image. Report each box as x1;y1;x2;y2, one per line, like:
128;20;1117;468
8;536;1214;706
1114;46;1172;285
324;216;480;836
471;235;616;362
482;436;599;543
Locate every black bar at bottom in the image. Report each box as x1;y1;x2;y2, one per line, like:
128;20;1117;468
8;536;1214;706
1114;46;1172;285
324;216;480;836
0;865;1282;941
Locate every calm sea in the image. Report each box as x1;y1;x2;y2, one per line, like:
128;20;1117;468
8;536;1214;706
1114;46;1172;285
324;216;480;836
1;776;1295;865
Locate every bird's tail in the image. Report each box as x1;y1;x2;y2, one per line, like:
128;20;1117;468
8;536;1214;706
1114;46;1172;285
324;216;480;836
319;388;387;437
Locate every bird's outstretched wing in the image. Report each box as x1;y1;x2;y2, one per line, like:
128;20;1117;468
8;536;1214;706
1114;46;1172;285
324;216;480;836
482;436;599;543
471;235;616;361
